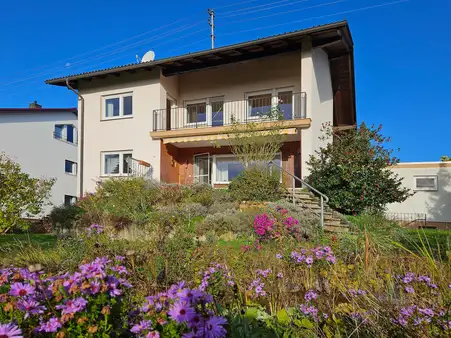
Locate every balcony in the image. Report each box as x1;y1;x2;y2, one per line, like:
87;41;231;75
151;92;309;140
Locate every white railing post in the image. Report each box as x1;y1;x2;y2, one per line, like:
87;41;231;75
320;196;324;228
292;177;296;205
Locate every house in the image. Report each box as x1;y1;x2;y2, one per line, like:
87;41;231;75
387;161;451;228
0;102;78;215
45;21;356;196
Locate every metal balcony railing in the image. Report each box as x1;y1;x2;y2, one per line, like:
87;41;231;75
125;157;153;179
153;92;306;132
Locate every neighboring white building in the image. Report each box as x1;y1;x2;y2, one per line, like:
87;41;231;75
387;161;451;225
0;102;78;215
45;21;356;195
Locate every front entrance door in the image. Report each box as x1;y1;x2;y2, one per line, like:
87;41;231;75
194;153;211;184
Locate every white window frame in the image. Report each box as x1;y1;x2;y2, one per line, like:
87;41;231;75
184;98;209;127
65;160;77;175
54;124;77;144
102;92;133;120
64;195;77;206
413;175;438;191
211;153;282;185
245;87;295;121
101;150;133;176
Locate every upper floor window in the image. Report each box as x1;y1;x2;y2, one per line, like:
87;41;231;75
54;124;77;144
246;88;294;120
65;160;77;175
103;93;133;119
102;151;132;176
414;175;438;191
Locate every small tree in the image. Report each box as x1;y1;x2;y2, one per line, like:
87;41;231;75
440;155;451;162
0;153;55;233
228;105;286;165
306;123;411;215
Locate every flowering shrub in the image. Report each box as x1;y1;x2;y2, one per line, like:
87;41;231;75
0;256;131;336
253;208;302;242
131;281;227;337
289;246;337;267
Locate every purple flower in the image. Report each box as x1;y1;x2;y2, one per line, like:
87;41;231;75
402;273;415;284
37;317;61;333
276;253;283;259
419;308;434;317
115;255;125;262
198;316;227;338
130;320;152;334
89;280;101;294
428;283;438;289
177;288;204;304
0;323;23;338
16;299;46;319
305;256;314;266
168;301;196;323
9;282;35;297
168;281;187;298
87;223;104;235
277;272;284;279
405;286;415;294
417;275;431;283
55;297;88;315
304;290;318;301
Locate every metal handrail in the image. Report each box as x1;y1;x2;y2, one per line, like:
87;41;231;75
268;161;329;228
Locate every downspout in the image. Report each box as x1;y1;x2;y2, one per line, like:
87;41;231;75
65;79;85;198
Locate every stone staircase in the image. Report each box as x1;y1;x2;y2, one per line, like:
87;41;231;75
283;188;349;232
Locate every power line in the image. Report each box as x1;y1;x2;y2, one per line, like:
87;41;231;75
218;0;310;18
214;0;260;10
0;23;205;87
225;0;345;25
217;0;294;17
6;17;198;78
218;0;409;37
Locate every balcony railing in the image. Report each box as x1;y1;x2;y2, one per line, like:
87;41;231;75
153;92;306;132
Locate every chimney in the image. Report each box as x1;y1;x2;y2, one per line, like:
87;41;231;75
29;100;42;108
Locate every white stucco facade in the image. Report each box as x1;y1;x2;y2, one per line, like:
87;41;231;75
78;70;163;193
387;162;451;223
301;43;334;178
0;110;78;215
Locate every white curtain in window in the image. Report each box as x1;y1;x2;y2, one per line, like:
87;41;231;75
105;155;120;174
215;158;229;182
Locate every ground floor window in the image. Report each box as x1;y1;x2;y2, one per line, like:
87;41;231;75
64;195;77;206
101;151;133;176
193;153;282;185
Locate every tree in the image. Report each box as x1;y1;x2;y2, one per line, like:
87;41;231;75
306;123;411;215
227;104;286;165
0;153;55;233
440;155;451;162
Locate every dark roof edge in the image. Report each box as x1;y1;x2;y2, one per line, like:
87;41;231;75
46;20;349;85
0;108;78;115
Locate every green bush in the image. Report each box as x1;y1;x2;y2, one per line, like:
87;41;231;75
48;204;83;234
78;178;159;227
399;228;451;261
208;201;239;214
229;168;284;202
196;210;253;238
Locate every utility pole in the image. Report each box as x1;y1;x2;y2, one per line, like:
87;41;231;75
207;8;215;49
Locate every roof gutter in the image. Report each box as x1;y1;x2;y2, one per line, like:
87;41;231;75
65;79;85;198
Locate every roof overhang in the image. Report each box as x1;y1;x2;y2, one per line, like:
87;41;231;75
0;108;78;116
46;21;353;89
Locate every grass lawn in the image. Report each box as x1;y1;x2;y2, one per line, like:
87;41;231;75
0;233;57;251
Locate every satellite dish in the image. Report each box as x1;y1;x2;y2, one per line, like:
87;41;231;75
141;50;155;62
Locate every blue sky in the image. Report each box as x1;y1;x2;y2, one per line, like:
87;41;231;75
0;0;449;161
